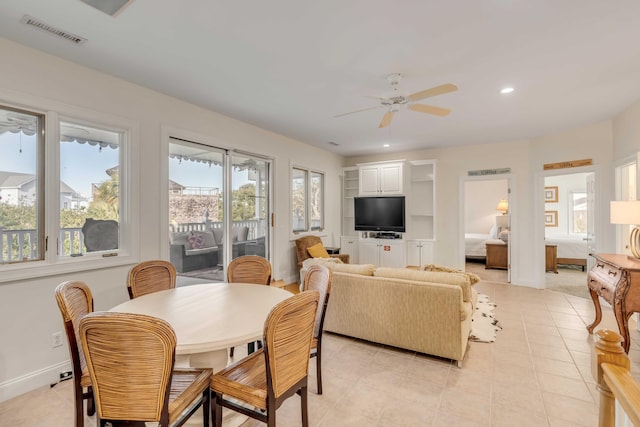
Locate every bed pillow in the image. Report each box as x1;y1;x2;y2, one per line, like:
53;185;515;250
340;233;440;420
489;225;499;239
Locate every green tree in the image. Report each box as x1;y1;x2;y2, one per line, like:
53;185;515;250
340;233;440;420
87;173;119;220
216;184;258;221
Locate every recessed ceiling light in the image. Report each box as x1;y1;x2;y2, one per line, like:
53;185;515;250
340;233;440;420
500;87;514;94
383;144;390;148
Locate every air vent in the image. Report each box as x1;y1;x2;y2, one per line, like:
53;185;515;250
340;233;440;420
21;15;87;45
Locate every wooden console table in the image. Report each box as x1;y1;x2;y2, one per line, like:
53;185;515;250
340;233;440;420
586;253;640;353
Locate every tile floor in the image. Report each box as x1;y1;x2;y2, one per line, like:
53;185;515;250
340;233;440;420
1;280;639;426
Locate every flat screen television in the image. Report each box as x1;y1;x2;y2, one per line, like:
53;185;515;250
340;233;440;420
354;196;406;232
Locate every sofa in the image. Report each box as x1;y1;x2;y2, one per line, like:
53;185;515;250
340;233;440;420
321;263;478;366
169;225;259;273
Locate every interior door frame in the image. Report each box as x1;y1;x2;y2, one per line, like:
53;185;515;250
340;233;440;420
458;173;514;282
535;165;598;288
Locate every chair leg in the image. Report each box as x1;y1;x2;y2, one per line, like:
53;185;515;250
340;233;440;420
230;346;235;358
315;348;323;395
301;385;309;427
73;383;83;427
247;342;255;354
202;389;210;427
86;387;95;416
212;392;223;427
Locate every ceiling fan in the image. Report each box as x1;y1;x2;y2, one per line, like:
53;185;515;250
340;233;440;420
335;73;457;128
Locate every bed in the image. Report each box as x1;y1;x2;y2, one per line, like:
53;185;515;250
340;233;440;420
545;234;588;270
465;233;491;259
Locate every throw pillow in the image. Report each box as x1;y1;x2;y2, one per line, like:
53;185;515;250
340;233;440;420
307;242;330;258
188;232;205;249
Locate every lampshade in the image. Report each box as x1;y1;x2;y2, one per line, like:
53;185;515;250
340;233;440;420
496;199;508;214
610;200;640;259
610;201;640;225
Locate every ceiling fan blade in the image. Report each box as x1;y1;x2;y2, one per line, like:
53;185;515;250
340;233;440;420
378;111;395;128
334;105;383;118
408;103;451;116
407;83;458;102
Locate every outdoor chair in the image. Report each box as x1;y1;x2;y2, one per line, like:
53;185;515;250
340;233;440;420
54;281;96;427
210;291;319;427
79;311;212;427
127;259;177;299
302;264;332;394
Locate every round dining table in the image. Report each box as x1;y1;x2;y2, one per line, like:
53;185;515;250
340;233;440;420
109;282;293;426
110;282;293;369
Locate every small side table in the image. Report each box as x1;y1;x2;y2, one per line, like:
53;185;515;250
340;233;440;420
485;243;508;270
324;246;340;255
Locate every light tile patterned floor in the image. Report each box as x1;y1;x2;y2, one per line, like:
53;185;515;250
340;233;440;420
1;280;639;426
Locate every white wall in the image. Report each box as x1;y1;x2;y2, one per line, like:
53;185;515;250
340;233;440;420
544;173;588;237
0;38;344;401
464;180;508;234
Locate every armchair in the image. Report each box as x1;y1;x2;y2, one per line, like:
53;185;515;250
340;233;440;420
295;236;349;270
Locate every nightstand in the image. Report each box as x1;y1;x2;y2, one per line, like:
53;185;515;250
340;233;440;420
485;243;508;270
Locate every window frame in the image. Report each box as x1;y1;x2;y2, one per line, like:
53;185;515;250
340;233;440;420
290;163;325;237
0;96;139;283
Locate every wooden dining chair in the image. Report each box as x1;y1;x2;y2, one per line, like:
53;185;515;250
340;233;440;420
210;291;319;427
54;281;96;427
227;255;272;357
127;259;177;299
302;264;332;394
79;311;212;427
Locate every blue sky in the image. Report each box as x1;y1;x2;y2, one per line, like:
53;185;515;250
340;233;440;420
1;132;249;197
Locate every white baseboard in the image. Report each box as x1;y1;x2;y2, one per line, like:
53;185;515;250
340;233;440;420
0;360;71;403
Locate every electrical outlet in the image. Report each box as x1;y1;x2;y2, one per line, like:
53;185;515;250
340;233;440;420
52;332;63;348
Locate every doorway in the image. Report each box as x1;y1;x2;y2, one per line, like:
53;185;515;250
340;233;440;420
167;137;272;282
543;172;591;298
461;177;510;283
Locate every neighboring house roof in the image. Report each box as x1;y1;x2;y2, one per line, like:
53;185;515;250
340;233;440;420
0;171;34;188
0;170;82;198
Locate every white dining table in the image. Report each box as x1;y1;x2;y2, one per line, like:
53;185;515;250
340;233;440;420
109;282;293;426
110;282;292;369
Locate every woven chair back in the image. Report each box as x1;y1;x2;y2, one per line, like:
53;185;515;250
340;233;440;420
79;312;176;422
302;265;332;339
227;255;272;285
294;235;323;269
264;291;319;398
55;281;94;375
127;260;177;299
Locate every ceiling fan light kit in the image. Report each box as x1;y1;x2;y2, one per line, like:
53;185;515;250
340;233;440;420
336;73;458;128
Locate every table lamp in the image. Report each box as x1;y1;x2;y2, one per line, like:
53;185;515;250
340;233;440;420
496;199;508;215
610;200;640;258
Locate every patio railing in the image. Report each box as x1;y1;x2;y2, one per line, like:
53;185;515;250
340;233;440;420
2;220;265;263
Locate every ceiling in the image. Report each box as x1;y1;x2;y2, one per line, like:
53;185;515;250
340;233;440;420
1;1;640;157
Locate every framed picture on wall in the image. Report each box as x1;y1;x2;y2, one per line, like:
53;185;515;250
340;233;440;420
545;210;558;227
545;186;558;203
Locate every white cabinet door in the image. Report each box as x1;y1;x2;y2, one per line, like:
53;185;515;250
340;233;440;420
406;239;434;266
358;162;404;196
379;163;403;195
340;236;359;264
379;240;405;267
359;166;380;196
358;240;379;265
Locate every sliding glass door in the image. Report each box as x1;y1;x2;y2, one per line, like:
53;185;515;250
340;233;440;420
168;138;271;280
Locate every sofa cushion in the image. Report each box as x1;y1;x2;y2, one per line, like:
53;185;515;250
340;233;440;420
422;264;481;285
212;228;223;246
374;267;472;302
188;233;205;249
170;231;191;248
190;230;216;248
328;263;375;276
232;226;249;242
185;246;218;256
307;242;330;258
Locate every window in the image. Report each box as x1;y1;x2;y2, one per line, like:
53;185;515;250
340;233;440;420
0;101;134;279
291;166;324;233
0;106;45;263
570;191;587;234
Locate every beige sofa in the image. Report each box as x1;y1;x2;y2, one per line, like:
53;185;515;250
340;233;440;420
323;264;478;367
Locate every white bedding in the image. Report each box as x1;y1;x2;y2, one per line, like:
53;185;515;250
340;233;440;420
465;233;489;257
545;234;588;260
